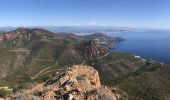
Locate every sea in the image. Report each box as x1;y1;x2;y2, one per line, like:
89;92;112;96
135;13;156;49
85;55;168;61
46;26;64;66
108;30;170;64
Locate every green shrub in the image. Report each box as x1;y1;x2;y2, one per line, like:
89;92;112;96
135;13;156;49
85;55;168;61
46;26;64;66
0;89;11;98
76;74;86;81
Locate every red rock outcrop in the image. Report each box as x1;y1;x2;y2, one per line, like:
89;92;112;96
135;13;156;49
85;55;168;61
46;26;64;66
13;65;120;100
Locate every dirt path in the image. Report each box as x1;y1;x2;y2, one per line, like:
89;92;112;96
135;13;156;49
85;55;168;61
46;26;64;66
31;67;66;80
33;59;55;62
31;67;51;79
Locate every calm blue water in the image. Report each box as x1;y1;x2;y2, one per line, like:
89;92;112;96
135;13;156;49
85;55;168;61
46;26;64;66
108;31;170;64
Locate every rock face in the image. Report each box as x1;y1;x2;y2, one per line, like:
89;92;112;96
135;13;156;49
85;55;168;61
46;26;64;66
58;65;101;92
14;65;120;100
0;28;49;41
78;40;109;60
86;41;109;59
0;28;57;47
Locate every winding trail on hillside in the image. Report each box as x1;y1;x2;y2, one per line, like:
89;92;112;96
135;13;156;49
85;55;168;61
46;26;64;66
30;67;51;79
30;67;66;80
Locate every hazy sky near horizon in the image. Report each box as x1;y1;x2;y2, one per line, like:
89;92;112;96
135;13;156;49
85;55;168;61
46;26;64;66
1;0;170;29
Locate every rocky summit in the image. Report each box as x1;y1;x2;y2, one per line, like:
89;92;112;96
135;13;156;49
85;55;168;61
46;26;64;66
12;65;120;100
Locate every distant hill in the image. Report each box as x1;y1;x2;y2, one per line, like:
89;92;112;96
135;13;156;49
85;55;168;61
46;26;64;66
0;26;17;32
0;30;6;33
0;26;133;34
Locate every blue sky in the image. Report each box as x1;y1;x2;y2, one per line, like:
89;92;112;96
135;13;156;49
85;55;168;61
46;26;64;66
0;0;170;29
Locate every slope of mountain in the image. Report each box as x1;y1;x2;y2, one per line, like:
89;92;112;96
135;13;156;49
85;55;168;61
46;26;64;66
90;53;170;100
0;28;111;83
0;28;83;81
0;28;170;100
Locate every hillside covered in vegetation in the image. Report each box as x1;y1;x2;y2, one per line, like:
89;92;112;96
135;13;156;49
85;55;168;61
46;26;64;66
0;28;170;100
